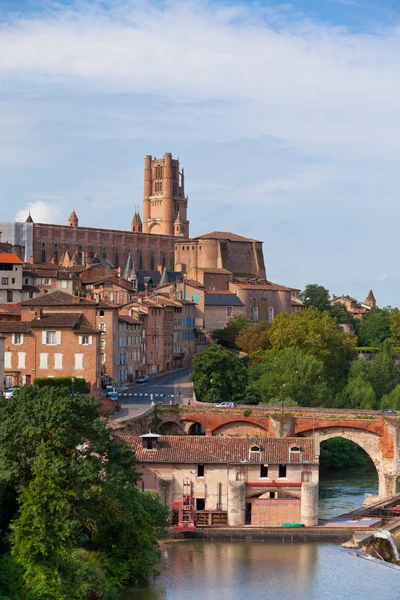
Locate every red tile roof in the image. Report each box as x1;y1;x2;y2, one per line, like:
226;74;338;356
0;254;23;264
0;322;32;334
20;290;97;306
0;304;21;315
115;436;316;464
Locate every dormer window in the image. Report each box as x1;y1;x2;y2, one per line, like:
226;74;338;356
140;432;160;451
250;445;260;453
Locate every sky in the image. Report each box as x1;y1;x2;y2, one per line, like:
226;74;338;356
1;0;400;305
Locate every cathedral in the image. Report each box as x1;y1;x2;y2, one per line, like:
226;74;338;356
1;153;188;272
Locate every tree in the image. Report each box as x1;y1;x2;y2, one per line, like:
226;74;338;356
191;344;248;403
268;307;356;391
211;315;250;348
389;308;400;345
251;347;329;407
236;321;271;354
11;442;103;600
380;385;400;410
342;376;376;410
300;284;330;311
358;307;391;346
0;387;164;598
346;341;399;405
320;438;372;469
368;340;399;400
167;254;174;271
329;302;358;330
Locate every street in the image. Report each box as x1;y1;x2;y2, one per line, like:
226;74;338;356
117;367;192;410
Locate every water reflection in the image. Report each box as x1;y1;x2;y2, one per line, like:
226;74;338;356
119;466;382;599
120;542;400;600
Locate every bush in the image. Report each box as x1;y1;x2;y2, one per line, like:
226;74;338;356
33;376;87;390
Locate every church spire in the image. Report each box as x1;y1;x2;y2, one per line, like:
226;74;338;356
122;251;133;281
159;267;168;286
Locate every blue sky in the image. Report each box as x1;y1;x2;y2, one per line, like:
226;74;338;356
1;0;400;305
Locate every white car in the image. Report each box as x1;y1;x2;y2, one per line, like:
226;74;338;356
2;387;19;400
215;402;236;408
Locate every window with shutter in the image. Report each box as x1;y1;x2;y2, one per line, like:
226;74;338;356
4;352;11;369
17;353;26;369
54;354;63;369
39;353;48;369
74;353;84;370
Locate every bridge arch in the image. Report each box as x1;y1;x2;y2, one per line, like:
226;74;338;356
297;426;394;499
158;421;185;435
211;420;269;437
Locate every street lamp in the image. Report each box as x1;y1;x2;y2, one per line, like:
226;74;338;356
71;377;75;396
281;383;286;414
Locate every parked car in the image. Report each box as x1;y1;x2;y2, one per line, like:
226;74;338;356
2;387;19;400
105;385;119;401
215;402;236;408
136;375;149;384
380;408;397;415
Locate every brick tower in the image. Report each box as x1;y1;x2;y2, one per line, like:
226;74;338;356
142;153;189;237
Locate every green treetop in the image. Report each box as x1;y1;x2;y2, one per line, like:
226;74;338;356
268;307;356;391
0;387;166;599
191;344;248;403
300;284;330;311
358;307;391;346
251;347;329;407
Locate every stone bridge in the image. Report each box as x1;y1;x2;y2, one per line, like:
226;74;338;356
158;406;400;499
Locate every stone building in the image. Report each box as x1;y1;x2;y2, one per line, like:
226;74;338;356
118;434;319;528
174;232;265;280
116;314;144;384
330;290;376;319
0;153;189;269
143;153;189;237
0;309;101;392
0;253;23;304
0;290;121;392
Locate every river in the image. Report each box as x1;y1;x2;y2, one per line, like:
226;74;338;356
120;465;399;600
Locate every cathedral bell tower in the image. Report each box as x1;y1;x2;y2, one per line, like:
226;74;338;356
142;153;189;237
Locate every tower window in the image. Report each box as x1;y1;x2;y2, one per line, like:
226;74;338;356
155;165;163;179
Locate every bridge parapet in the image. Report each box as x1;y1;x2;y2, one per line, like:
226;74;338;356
158;406;400;500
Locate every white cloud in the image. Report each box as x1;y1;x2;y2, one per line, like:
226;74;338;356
377;274;389;282
15;200;61;224
0;1;400;151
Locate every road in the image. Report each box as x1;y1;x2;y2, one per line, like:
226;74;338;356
117;367;192;410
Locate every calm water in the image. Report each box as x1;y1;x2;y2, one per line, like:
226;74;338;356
319;464;378;519
120;542;400;600
120;465;390;600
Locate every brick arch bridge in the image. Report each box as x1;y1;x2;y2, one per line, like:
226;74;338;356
158;406;400;499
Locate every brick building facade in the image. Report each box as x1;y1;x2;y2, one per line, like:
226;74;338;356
118;434;319;528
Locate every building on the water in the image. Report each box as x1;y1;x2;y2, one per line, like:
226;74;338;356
118;433;319;528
